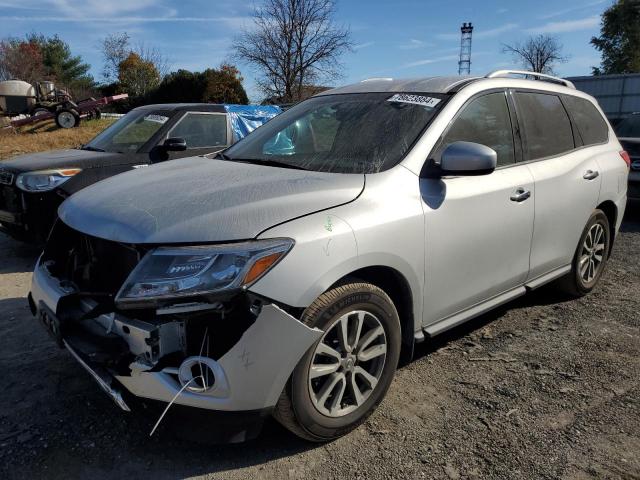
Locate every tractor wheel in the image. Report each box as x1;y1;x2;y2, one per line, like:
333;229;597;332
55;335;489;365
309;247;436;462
55;108;80;129
32;108;50;117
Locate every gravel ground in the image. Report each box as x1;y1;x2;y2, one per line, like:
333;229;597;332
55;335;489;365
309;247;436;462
0;207;638;480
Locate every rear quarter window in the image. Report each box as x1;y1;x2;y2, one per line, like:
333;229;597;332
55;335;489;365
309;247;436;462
514;92;575;160
563;95;608;146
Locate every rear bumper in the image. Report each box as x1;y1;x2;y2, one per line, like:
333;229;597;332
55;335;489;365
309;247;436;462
29;260;322;415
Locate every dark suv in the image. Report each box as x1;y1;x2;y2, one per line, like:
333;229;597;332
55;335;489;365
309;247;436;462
0;103;280;242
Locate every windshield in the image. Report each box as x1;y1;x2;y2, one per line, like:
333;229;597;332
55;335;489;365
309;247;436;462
223;92;446;173
615;114;640;138
84;110;172;153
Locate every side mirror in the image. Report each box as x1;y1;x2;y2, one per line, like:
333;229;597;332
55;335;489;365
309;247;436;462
163;137;187;152
440;141;497;176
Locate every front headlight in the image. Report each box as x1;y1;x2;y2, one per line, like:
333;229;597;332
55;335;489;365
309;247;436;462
115;238;294;308
16;168;82;192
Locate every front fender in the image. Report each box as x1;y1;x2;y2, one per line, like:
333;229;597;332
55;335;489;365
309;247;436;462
249;210;358;308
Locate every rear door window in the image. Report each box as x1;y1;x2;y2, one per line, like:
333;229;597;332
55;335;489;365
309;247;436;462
437;91;516;167
514;92;575;160
169;113;228;149
563;95;608;145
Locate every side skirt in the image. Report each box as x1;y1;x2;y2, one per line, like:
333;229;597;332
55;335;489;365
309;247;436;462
423;287;526;338
419;264;571;339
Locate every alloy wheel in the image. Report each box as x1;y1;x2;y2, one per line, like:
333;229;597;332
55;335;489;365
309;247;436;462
579;222;606;283
308;310;387;417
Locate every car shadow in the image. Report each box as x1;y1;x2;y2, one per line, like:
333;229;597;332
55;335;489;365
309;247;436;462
0;232;41;274
621;200;640;232
409;285;574;363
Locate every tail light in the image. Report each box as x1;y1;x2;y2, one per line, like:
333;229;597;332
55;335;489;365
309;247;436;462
620;151;631;168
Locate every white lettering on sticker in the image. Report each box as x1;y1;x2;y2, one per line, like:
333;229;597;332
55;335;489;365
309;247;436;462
144;114;169;124
387;94;441;108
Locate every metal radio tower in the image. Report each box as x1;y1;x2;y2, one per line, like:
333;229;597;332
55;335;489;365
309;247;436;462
458;22;473;75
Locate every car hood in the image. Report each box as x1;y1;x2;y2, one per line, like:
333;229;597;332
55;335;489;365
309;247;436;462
59;157;364;244
0;149;127;173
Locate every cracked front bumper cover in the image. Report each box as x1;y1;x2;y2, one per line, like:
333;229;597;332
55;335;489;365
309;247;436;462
30;261;322;413
115;305;322;411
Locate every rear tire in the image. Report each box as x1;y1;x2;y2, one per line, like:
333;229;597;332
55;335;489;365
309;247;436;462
556;209;610;297
273;282;401;441
32;107;50;117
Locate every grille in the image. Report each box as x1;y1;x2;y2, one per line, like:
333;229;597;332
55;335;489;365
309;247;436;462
0;171;14;186
0;186;20;212
43;221;143;296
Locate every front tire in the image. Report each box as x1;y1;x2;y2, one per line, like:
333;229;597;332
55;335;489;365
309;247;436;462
556;209;611;296
273;282;401;441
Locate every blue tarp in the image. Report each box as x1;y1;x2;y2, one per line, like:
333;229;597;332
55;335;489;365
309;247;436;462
224;104;282;142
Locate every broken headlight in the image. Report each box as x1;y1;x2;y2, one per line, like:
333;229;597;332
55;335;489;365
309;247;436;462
16;168;82;192
115;239;293;308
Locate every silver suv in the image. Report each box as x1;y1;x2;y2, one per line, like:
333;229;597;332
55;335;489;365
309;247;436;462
29;70;629;442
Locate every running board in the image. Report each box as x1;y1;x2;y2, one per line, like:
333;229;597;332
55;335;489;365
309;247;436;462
524;265;571;290
422;287;526;337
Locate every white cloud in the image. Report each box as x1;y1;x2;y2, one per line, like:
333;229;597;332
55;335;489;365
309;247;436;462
0;0;250;26
399;39;434;50
475;23;519;39
527;16;600;34
538;0;606;20
42;0;159;18
402;54;459;68
0;15;249;24
354;41;375;50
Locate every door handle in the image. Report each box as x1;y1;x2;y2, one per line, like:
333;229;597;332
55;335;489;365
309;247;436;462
583;170;599;180
510;187;531;202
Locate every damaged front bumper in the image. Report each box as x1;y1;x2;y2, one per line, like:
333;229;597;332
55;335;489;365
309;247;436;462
29;259;321;416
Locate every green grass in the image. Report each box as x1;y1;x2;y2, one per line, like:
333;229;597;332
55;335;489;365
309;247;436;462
0;118;115;160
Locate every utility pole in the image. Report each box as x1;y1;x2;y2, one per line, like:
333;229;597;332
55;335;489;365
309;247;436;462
458;22;473;75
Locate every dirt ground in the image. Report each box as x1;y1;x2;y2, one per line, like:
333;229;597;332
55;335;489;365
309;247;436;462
0;207;638;480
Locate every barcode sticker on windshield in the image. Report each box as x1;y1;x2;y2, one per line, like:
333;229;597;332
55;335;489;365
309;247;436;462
144;114;169;124
387;94;441;108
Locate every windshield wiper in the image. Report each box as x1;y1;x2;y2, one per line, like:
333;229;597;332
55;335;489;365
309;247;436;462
81;145;105;152
220;156;308;171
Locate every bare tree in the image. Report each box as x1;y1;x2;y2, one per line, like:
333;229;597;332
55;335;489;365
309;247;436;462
502;35;569;74
233;0;353;102
102;32;130;83
101;33;170;83
134;42;170;79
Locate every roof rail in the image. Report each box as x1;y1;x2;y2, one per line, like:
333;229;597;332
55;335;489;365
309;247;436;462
485;70;575;89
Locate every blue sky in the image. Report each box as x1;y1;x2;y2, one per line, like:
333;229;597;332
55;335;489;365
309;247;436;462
0;0;612;102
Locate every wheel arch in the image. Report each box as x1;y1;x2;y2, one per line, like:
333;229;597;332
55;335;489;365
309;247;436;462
596;200;617;256
329;265;416;362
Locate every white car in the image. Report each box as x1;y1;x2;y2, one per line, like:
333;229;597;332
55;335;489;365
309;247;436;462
29;70;629;442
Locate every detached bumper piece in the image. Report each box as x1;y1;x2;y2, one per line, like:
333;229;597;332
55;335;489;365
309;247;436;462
63;338;131;412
